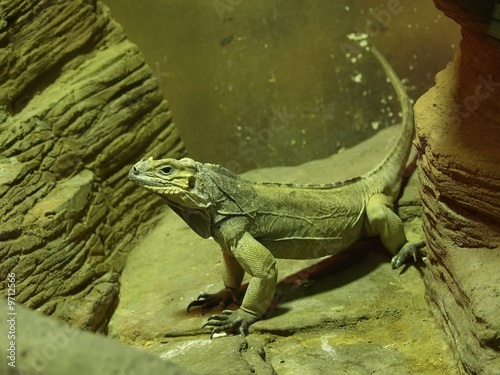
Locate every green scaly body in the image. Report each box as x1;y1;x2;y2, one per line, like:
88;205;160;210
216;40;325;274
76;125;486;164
128;47;425;337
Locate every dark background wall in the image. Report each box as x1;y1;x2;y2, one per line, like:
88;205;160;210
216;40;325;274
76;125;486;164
103;0;460;172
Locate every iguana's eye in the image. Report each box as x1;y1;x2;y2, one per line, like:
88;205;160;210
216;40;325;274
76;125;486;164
159;166;173;175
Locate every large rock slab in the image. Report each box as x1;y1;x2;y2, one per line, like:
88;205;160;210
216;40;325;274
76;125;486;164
0;298;194;375
0;0;185;332
109;126;458;374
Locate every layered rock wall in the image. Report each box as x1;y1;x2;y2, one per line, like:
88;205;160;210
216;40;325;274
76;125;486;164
0;0;185;332
415;1;500;373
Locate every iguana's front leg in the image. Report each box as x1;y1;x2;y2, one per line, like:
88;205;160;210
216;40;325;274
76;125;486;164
203;231;278;337
365;193;426;268
187;252;244;314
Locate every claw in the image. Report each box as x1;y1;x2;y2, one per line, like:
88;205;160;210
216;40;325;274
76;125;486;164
186;287;239;314
201;309;259;339
391;241;426;269
200;311;238;339
187;293;220;314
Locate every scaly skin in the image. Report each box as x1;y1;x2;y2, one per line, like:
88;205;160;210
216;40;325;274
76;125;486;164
128;47;425;338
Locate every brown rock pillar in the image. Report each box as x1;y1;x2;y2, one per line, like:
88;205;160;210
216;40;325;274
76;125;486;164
415;1;500;373
0;1;185;332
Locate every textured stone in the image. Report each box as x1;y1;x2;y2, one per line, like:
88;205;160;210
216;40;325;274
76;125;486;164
415;8;500;374
0;299;194;375
0;0;185;332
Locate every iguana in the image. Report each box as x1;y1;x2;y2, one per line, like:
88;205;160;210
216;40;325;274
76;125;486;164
128;46;425;338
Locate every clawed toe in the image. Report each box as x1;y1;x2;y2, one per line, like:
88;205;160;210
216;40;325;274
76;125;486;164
186;287;239;314
187;293;220;314
391;241;426;269
201;309;259;339
202;311;238;338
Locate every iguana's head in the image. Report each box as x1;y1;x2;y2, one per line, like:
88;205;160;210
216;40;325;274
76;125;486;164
129;157;210;209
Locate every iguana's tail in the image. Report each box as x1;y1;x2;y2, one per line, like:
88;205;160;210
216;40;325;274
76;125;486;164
364;46;414;200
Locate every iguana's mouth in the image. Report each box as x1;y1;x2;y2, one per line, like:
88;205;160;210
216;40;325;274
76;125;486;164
128;171;165;187
128;172;187;194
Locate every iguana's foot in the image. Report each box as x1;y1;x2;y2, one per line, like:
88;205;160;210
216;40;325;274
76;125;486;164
187;287;238;314
391;241;426;269
202;308;260;338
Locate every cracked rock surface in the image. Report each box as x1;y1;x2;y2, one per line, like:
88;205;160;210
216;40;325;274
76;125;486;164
109;126;459;374
415;2;500;374
0;0;185;332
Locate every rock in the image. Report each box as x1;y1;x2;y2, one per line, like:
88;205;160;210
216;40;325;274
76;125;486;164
415;2;500;373
109;126;458;374
0;299;195;375
0;0;185;332
434;0;498;38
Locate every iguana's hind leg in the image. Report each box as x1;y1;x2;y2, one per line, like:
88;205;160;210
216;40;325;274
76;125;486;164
365;193;425;269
